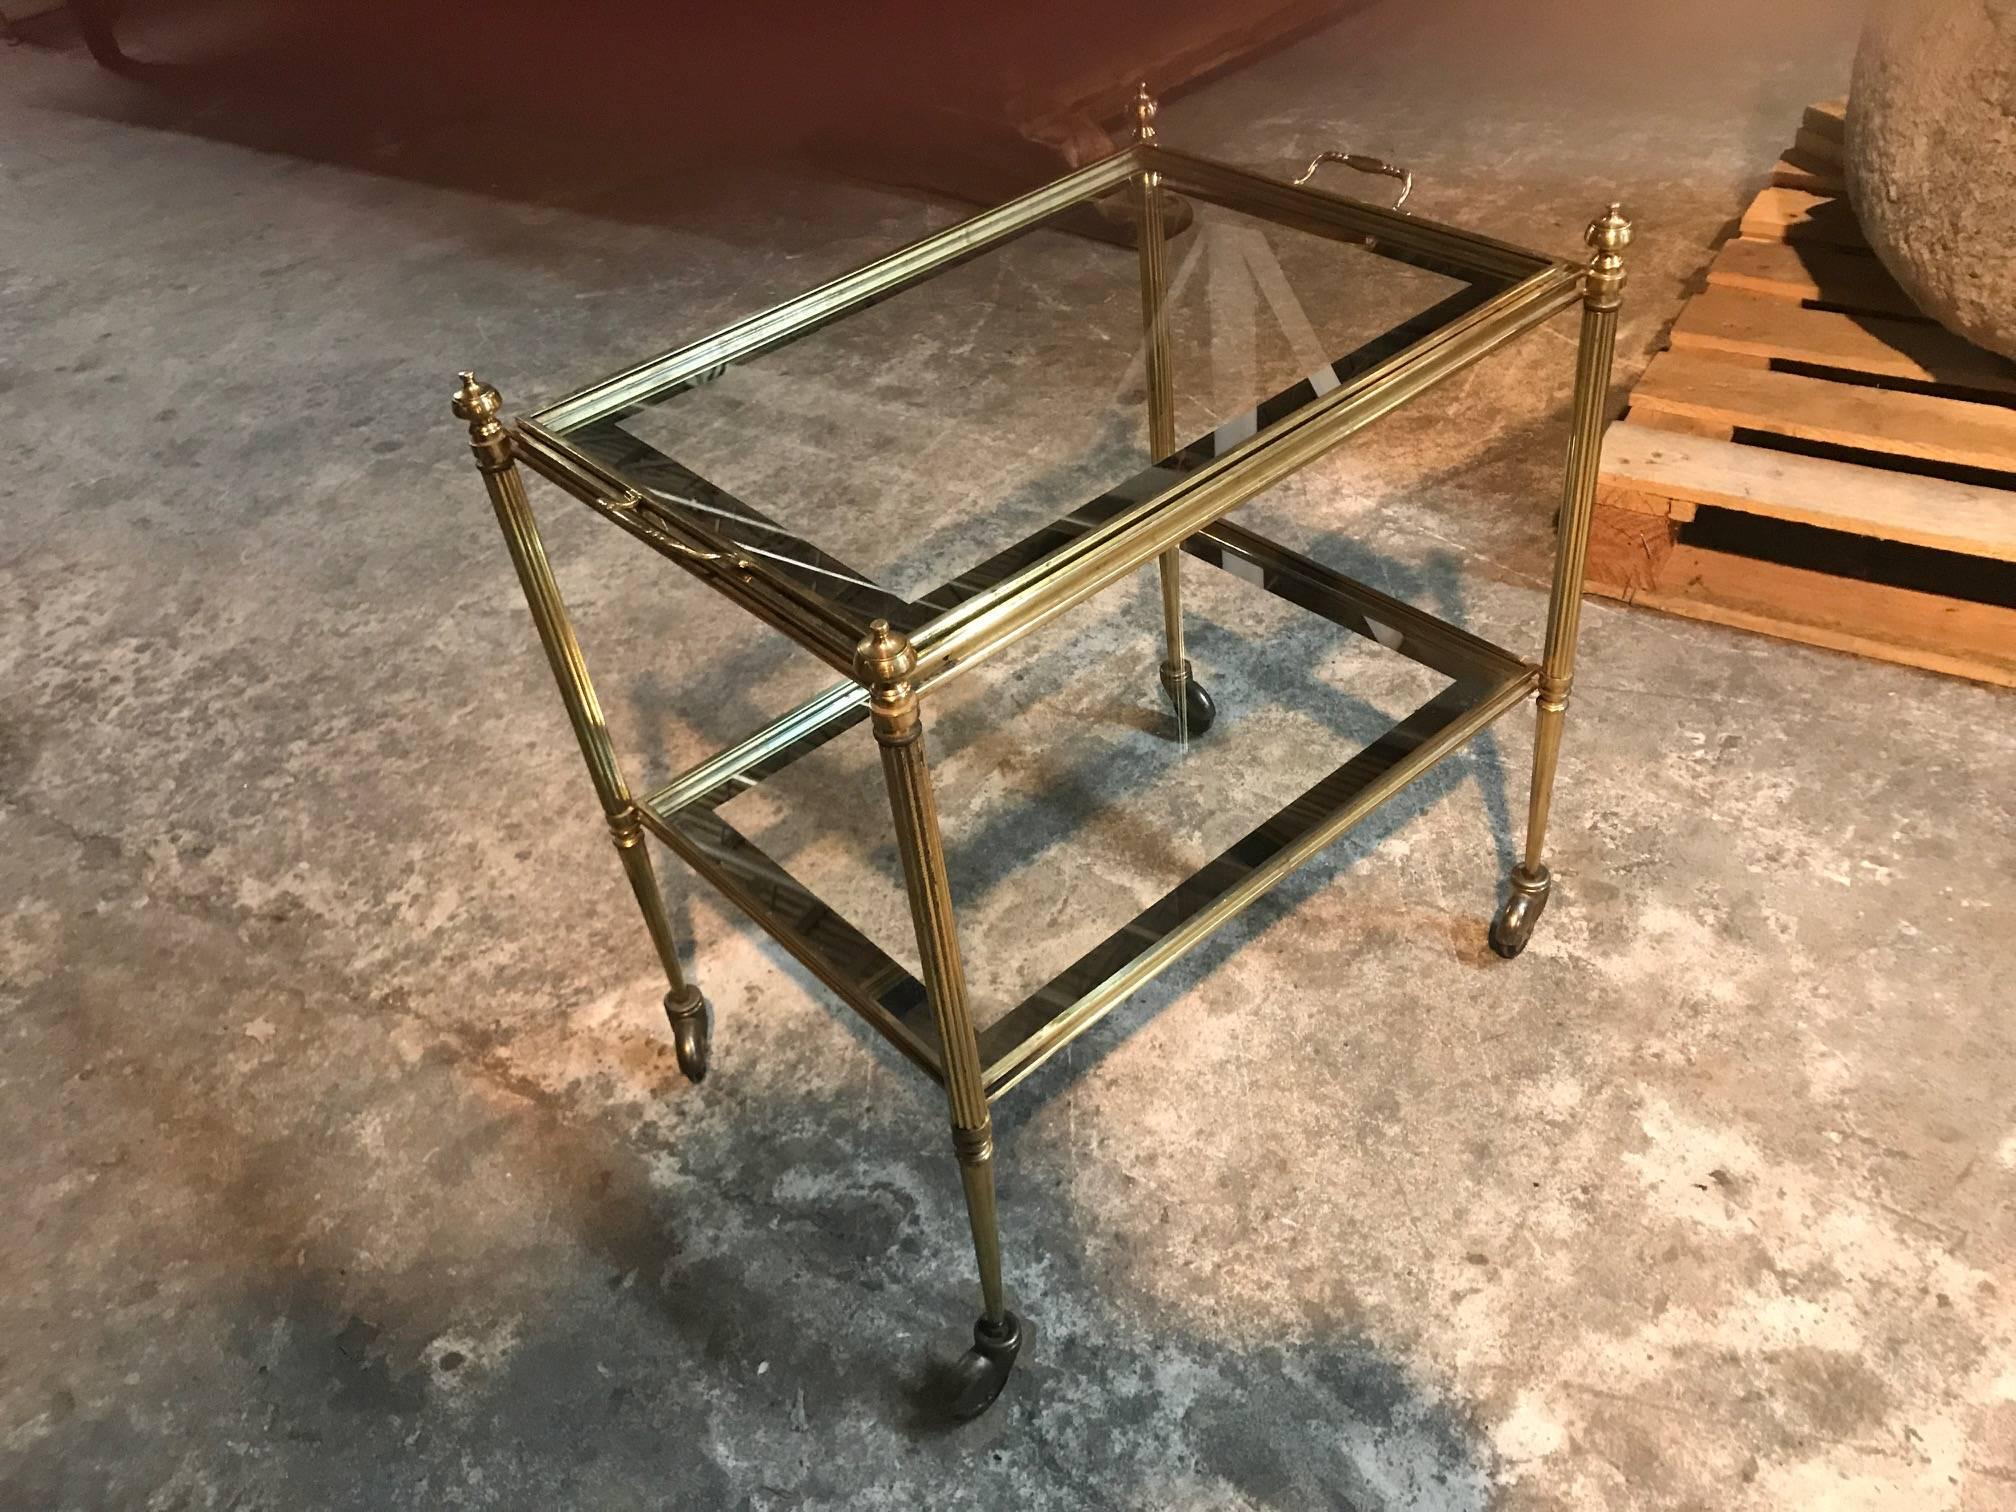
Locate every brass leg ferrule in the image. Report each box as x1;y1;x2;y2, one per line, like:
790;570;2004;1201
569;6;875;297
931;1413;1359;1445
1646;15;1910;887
952;1120;995;1167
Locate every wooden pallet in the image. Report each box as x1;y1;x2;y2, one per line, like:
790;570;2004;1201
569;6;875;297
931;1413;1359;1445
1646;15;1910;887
1769;97;1847;195
1589;97;2016;688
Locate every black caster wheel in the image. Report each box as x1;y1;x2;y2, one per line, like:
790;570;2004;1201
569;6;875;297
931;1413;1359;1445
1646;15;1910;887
1159;659;1217;739
664;987;711;1083
1488;866;1551;960
946;1311;1023;1422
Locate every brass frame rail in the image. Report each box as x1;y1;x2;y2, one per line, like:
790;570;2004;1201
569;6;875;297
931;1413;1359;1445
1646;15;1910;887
451;100;1630;1421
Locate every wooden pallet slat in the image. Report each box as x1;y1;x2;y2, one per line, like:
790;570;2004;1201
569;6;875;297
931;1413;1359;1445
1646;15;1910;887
1599;423;2016;562
1586;499;1680;591
1802;98;1847;141
1792;124;1845;166
1589;535;2016;688
1669;286;2016;396
1738;185;1868;249
1705;237;1923;321
1629;349;2016;474
1770;156;1846;195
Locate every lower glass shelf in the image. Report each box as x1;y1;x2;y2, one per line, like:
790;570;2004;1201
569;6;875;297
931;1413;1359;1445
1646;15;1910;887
635;522;1537;1102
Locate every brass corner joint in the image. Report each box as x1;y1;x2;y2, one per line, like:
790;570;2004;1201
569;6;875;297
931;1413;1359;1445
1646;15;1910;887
1583;204;1632;311
452;370;512;471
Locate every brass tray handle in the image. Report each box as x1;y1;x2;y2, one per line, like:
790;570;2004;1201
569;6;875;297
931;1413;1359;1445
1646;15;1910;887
1292;150;1413;212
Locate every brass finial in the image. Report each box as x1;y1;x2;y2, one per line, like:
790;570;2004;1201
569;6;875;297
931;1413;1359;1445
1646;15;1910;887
1586;203;1632;257
854;619;917;688
1132;82;1157;144
453;371;505;446
1582;203;1631;308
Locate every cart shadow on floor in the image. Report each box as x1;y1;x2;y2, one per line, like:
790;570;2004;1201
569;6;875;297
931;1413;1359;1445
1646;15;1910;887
12;818;1499;1506
974;549;1523;1127
341;1041;1495;1505
544;1055;1500;1510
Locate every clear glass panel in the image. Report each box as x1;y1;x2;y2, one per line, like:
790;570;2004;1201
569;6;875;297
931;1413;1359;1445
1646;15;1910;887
711;557;1463;1016
563;189;1496;605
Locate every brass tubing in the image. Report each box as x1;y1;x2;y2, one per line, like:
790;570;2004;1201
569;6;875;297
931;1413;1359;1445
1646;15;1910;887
862;636;987;1128
1520;207;1629;875
1147;145;1553;283
983;667;1539;1096
514;422;867;673
581;483;863;672
1132;107;1177;463
612;814;695;1002
1132;90;1192;722
534;140;1562;440
1538;312;1619;682
856;621;1003;1326
456;374;698;1004
535;150;1143;434
637;803;948;1084
642;677;869;820
955;1127;1006;1326
908;265;1576;675
1157;548;1186;675
456;379;629;819
911;270;1584;689
520;418;869;647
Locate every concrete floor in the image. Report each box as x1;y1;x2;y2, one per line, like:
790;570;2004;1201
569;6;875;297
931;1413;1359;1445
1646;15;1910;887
6;1;2015;1507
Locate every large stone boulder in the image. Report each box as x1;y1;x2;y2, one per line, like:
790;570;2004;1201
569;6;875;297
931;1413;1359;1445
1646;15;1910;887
1846;0;2016;359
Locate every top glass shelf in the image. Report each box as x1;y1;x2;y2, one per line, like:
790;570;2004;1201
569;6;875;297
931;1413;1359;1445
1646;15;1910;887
528;145;1566;640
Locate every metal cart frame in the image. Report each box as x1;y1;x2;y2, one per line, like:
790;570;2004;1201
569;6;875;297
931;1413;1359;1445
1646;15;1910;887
449;88;1628;1418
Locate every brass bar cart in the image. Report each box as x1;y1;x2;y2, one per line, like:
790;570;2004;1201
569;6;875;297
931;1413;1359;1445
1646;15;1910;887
449;89;1628;1419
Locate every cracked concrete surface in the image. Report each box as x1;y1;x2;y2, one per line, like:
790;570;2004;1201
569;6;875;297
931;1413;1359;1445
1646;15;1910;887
5;1;2015;1507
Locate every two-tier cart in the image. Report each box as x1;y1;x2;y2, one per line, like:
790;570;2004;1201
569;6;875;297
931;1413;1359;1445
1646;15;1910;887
449;87;1628;1419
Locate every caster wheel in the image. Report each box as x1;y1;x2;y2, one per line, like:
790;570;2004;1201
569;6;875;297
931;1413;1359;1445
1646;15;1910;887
664;988;711;1083
1488;867;1551;960
946;1311;1023;1422
1159;659;1217;739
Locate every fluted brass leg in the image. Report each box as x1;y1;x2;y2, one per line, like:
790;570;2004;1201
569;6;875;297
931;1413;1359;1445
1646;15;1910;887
953;1123;1006;1324
856;621;1021;1419
454;373;710;1071
1494;208;1631;960
1156;546;1188;744
1133;85;1215;746
612;810;711;1081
